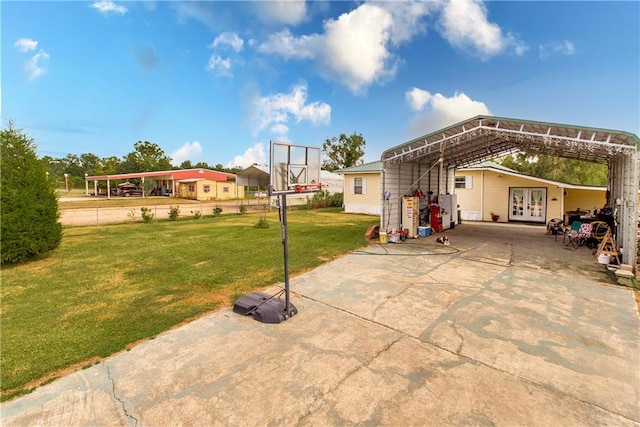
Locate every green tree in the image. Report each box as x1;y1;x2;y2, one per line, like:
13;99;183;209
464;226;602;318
194;161;211;169
42;155;65;188
121;140;172;173
499;154;607;186
79;153;102;176
322;132;366;171
101;156;121;175
1;122;62;264
179;160;193;169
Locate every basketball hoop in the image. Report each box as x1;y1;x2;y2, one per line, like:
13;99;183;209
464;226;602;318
294;183;325;193
234;141;323;324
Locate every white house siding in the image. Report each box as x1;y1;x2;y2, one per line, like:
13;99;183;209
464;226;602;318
339;166;383;217
455;170;483;221
344;203;381;215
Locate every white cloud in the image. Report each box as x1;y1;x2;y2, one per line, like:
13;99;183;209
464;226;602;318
257;1;528;92
211;32;244;53
539;40;576;60
206;32;244;77
437;0;526;59
376;1;434;45
206;55;233;77
170;141;203;166
319;4;396;93
227;143;267;169
259;2;432;94
15;38;38;52
173;2;216;28
91;1;127;15
25;50;50;81
254;0;307;26
405;87;432;112
259;29;317;60
270;124;290;139
406;89;491;136
250;83;331;137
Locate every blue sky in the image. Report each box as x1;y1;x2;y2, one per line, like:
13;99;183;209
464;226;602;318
3;0;639;168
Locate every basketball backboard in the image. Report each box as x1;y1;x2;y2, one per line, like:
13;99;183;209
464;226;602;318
269;141;321;195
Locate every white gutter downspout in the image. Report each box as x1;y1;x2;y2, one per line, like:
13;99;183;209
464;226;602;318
560;186;565;223
381;167;386;230
480;170;484;220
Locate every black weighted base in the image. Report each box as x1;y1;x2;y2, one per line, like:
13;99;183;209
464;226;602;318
233;292;297;324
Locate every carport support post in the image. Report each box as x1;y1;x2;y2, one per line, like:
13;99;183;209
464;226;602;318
280;194;293;316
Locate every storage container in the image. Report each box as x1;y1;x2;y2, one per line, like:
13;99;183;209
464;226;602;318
379;232;388;244
418;226;432;237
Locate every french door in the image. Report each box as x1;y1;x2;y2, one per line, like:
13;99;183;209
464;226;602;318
509;188;546;222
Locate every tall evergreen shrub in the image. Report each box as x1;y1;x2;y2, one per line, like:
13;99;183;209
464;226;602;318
1;122;62;263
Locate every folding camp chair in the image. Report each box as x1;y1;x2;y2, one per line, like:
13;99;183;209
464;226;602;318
577;222;593;248
563;221;582;248
546;218;565;241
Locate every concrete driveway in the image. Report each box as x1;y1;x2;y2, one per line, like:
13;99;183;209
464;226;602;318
2;222;639;426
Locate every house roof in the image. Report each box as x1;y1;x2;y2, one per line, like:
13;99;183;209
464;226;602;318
337;161;382;174
462;160;517;173
382;115;638;168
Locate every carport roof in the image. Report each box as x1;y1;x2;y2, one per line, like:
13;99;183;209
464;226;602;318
235;165;270;188
381;115;639;167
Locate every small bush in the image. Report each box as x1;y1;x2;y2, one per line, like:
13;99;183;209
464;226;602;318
168;205;180;221
127;209;136;222
332;192;344;207
254;214;269;229
239;203;247;215
212;206;223;217
141;207;154;223
308;190;343;209
191;210;202;219
254;204;270;229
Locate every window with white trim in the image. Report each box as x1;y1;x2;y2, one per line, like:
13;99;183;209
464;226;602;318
455;176;472;189
352;177;366;195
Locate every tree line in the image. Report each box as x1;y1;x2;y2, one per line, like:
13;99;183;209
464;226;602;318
498;153;608;186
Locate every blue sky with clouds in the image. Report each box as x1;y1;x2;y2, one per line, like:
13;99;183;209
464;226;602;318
3;0;638;168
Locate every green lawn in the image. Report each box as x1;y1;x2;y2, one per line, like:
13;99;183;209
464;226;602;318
0;208;377;400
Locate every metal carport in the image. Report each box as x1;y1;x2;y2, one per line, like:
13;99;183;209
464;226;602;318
381;115;639;267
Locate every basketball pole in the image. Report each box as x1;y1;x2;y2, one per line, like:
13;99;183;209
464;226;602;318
280;193;293;317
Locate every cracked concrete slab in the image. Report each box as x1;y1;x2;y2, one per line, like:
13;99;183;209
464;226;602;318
2;222;639;426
